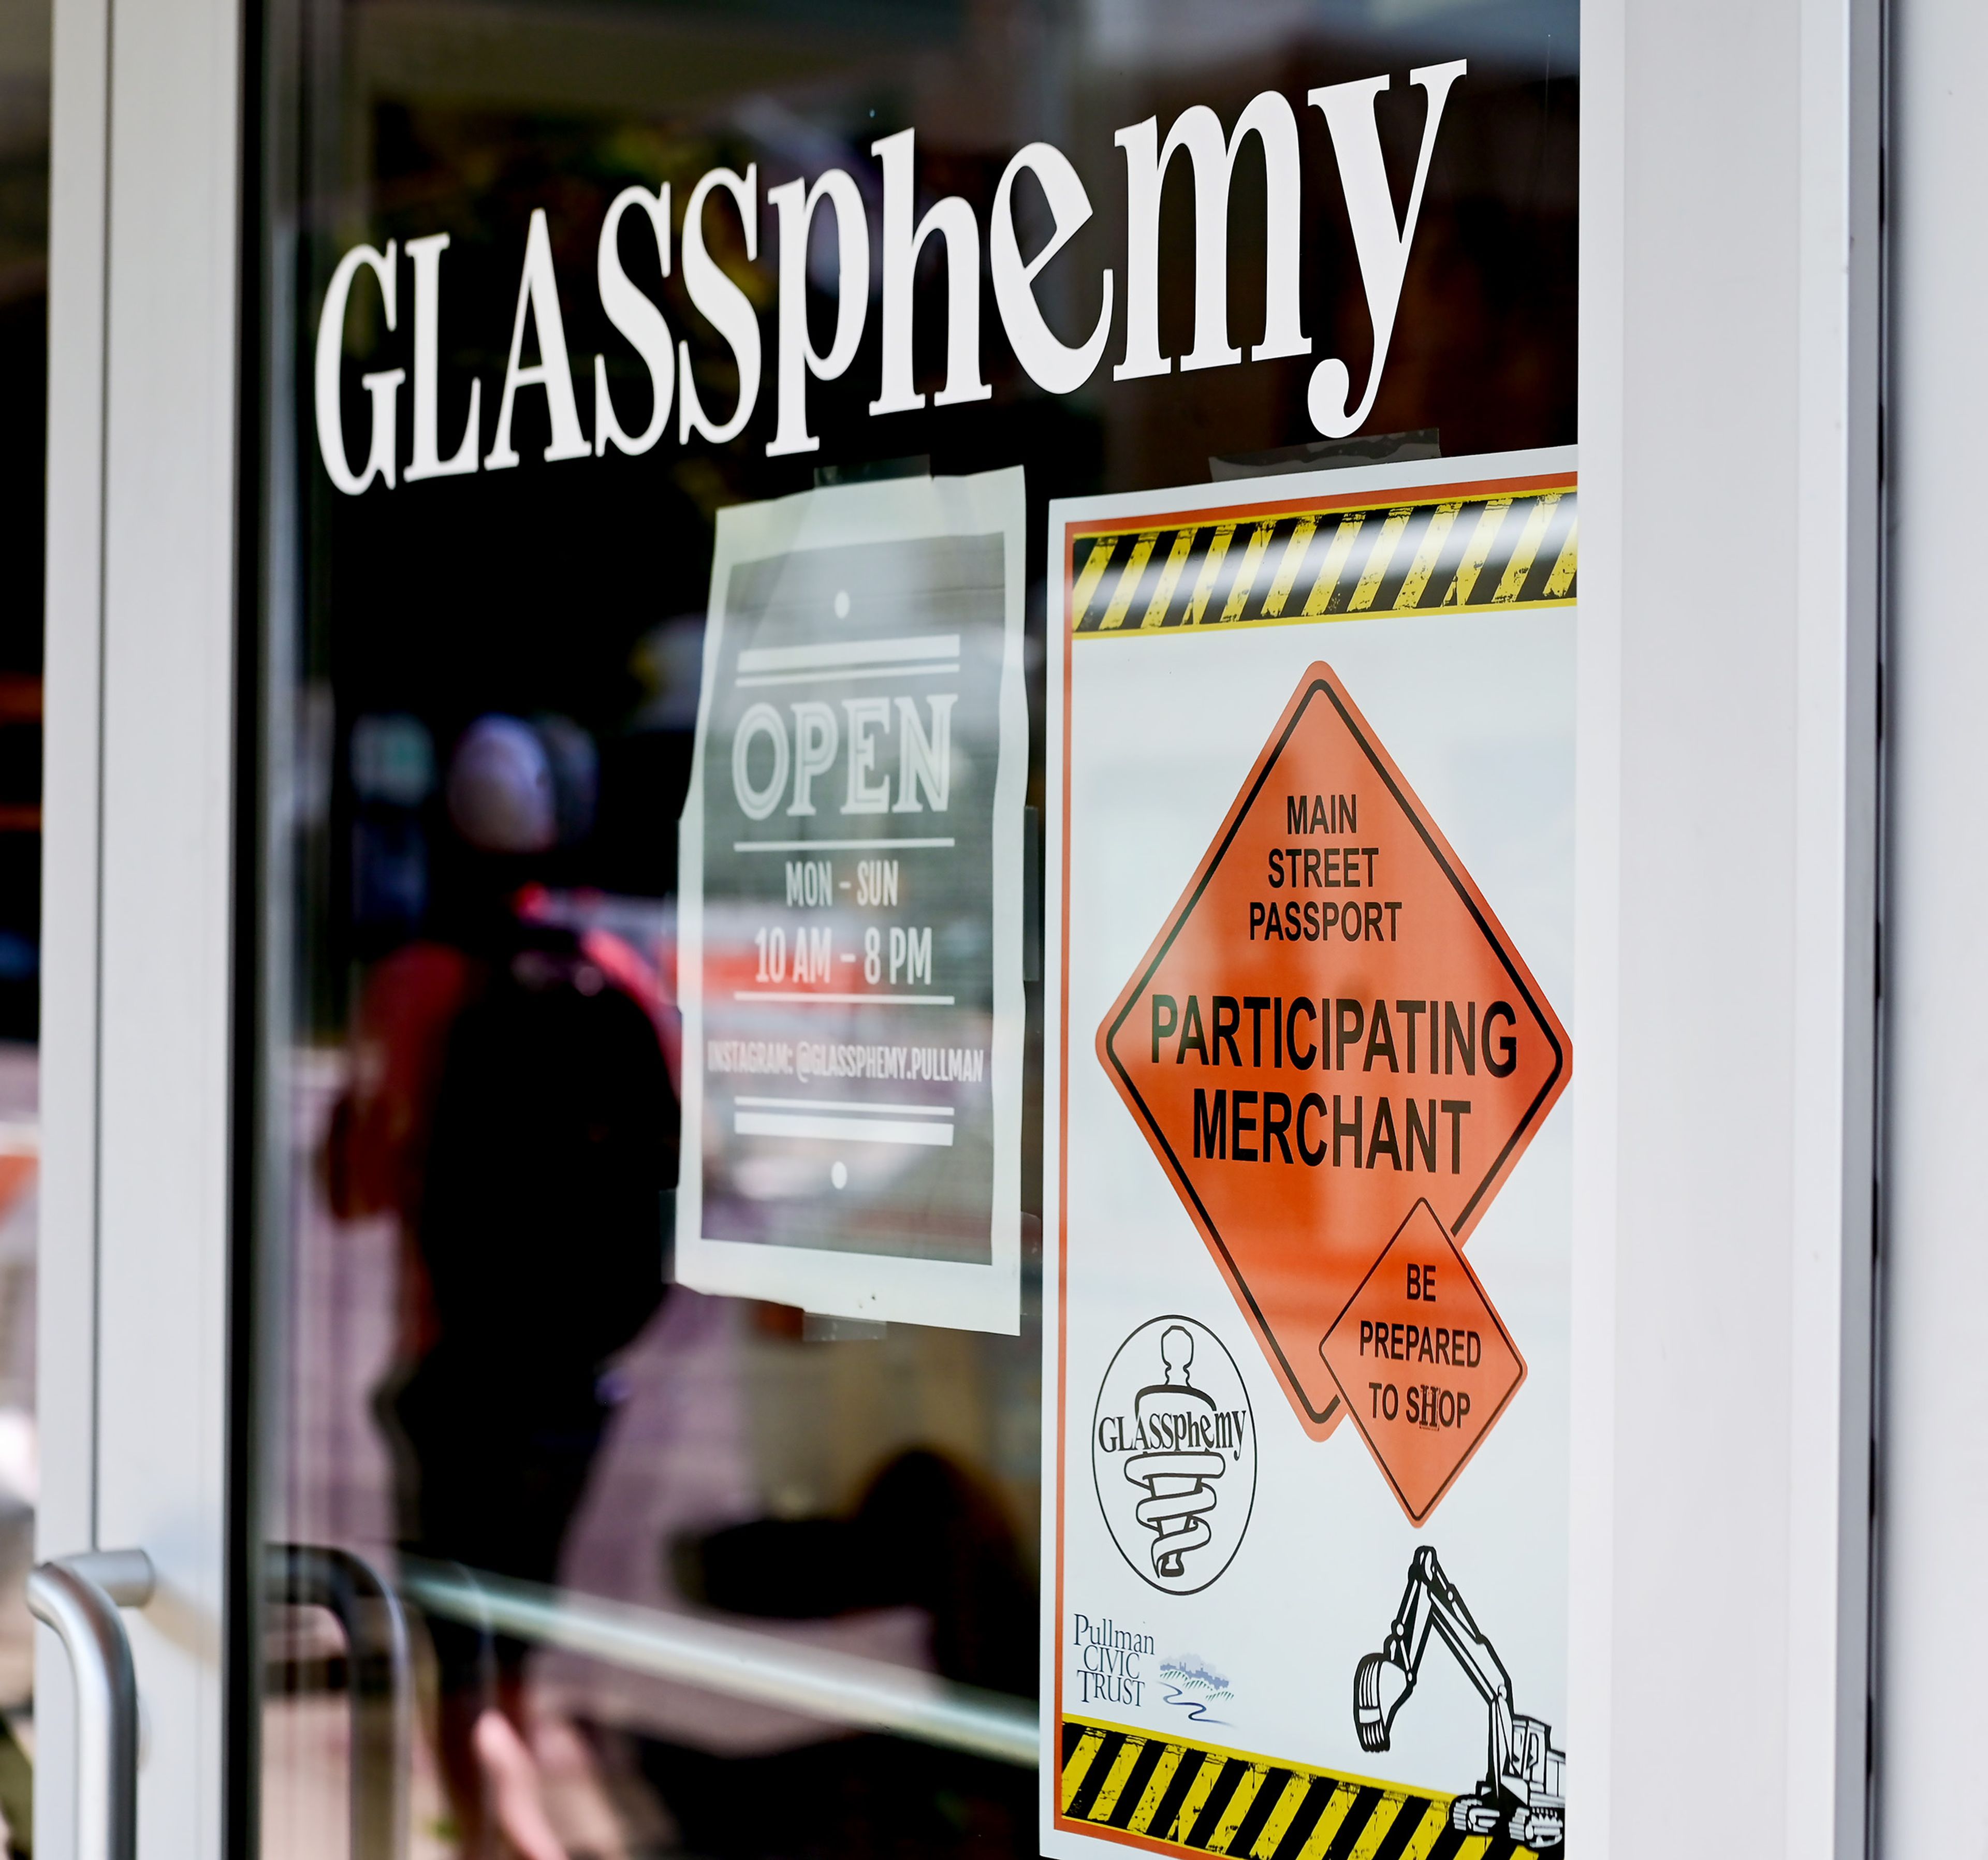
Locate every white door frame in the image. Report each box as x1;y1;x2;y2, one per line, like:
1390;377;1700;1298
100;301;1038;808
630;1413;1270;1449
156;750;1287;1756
1877;1;1988;1852
39;0;242;1841
1576;0;1881;1854
32;0;1885;1854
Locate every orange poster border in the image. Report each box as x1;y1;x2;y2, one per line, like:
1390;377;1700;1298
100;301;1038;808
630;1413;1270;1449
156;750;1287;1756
1048;463;1575;1844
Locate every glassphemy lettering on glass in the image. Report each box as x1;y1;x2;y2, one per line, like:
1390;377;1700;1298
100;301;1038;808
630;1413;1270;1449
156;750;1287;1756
313;63;1468;494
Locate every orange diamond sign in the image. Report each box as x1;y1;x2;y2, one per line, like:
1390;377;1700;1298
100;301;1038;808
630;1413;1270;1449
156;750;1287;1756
1318;1199;1526;1521
1097;662;1568;1442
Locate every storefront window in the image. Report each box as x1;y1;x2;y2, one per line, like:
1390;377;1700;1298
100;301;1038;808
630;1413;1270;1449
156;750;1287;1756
255;3;1576;1854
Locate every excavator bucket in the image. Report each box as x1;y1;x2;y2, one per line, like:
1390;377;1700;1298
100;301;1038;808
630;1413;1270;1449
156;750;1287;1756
1353;1650;1409;1752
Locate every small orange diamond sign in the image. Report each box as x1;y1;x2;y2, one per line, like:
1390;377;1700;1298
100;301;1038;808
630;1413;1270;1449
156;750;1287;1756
1098;662;1568;1442
1318;1199;1525;1522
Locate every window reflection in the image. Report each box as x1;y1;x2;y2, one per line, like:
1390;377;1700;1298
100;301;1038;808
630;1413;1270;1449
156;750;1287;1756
259;0;1575;1854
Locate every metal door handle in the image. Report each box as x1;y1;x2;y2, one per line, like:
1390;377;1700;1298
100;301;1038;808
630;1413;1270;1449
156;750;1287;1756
269;1545;411;1860
27;1549;155;1860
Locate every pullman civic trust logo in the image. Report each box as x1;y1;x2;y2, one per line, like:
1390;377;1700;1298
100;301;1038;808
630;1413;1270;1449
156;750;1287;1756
1092;1315;1255;1595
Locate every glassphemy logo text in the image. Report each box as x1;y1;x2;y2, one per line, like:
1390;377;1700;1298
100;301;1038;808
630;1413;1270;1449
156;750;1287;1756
314;64;1468;494
1092;1314;1256;1597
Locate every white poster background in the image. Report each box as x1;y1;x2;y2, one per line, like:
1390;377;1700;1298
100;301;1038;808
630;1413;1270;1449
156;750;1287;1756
1042;448;1576;1849
677;467;1028;1333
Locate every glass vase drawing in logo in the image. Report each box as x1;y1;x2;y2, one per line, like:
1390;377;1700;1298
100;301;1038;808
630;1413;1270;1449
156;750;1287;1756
1092;1315;1256;1595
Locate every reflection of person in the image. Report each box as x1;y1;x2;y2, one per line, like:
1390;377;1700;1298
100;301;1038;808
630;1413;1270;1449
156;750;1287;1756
327;715;677;1859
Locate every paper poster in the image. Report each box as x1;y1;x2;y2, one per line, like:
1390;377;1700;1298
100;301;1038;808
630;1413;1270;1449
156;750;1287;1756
677;467;1028;1334
1043;451;1576;1855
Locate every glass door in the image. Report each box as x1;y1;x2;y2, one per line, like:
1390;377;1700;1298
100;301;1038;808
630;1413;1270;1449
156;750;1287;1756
247;8;1578;1858
33;0;1892;1846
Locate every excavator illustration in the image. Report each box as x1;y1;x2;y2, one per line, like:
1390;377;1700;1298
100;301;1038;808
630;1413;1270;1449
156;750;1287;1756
1353;1547;1565;1852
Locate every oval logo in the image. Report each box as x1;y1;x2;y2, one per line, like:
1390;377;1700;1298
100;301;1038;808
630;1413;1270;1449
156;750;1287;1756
1091;1314;1256;1595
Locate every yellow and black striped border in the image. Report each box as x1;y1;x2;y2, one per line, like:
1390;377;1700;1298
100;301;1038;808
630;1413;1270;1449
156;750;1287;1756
1057;1717;1541;1860
1067;482;1576;639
